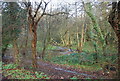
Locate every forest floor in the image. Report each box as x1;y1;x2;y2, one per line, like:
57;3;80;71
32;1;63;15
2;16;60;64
21;59;113;79
2;56;116;79
2;48;116;79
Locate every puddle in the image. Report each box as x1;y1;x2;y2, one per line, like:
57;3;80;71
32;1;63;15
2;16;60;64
55;68;64;70
54;67;97;78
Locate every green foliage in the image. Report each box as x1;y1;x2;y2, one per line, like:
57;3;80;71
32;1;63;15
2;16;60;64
85;3;105;43
50;52;95;65
85;3;107;57
35;72;50;79
70;76;78;79
48;51;118;71
2;2;22;41
37;46;43;52
99;54;117;64
82;42;95;53
47;44;58;50
3;64;18;69
7;44;13;48
2;2;27;55
2;63;50;79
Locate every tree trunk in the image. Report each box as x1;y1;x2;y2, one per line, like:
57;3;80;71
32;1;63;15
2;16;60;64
117;2;120;78
30;24;38;68
26;0;49;68
25;26;29;48
108;1;120;78
31;31;37;68
79;23;85;52
61;38;65;45
13;40;20;65
41;26;47;59
41;46;46;59
41;37;46;59
76;27;80;53
118;34;120;78
68;31;72;51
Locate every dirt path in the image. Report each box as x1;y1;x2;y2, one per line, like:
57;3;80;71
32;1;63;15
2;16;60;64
3;55;112;79
3;48;112;79
2;52;110;79
36;60;98;79
21;59;108;79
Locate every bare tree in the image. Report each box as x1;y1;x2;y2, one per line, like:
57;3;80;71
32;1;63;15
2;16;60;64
24;0;69;68
24;1;49;68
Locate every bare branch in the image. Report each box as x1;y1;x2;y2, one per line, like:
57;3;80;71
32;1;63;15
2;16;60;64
23;2;33;20
36;1;49;24
23;2;31;10
34;0;42;18
42;1;49;15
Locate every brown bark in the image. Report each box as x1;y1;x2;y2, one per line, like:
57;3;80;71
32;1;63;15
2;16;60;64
41;47;46;59
31;24;38;68
117;1;120;78
118;32;120;78
108;1;120;78
25;1;49;68
13;40;20;65
25;1;67;68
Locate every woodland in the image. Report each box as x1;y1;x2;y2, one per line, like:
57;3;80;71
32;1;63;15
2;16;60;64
0;0;120;79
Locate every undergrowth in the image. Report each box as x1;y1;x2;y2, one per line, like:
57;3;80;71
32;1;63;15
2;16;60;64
46;52;117;71
2;62;50;79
